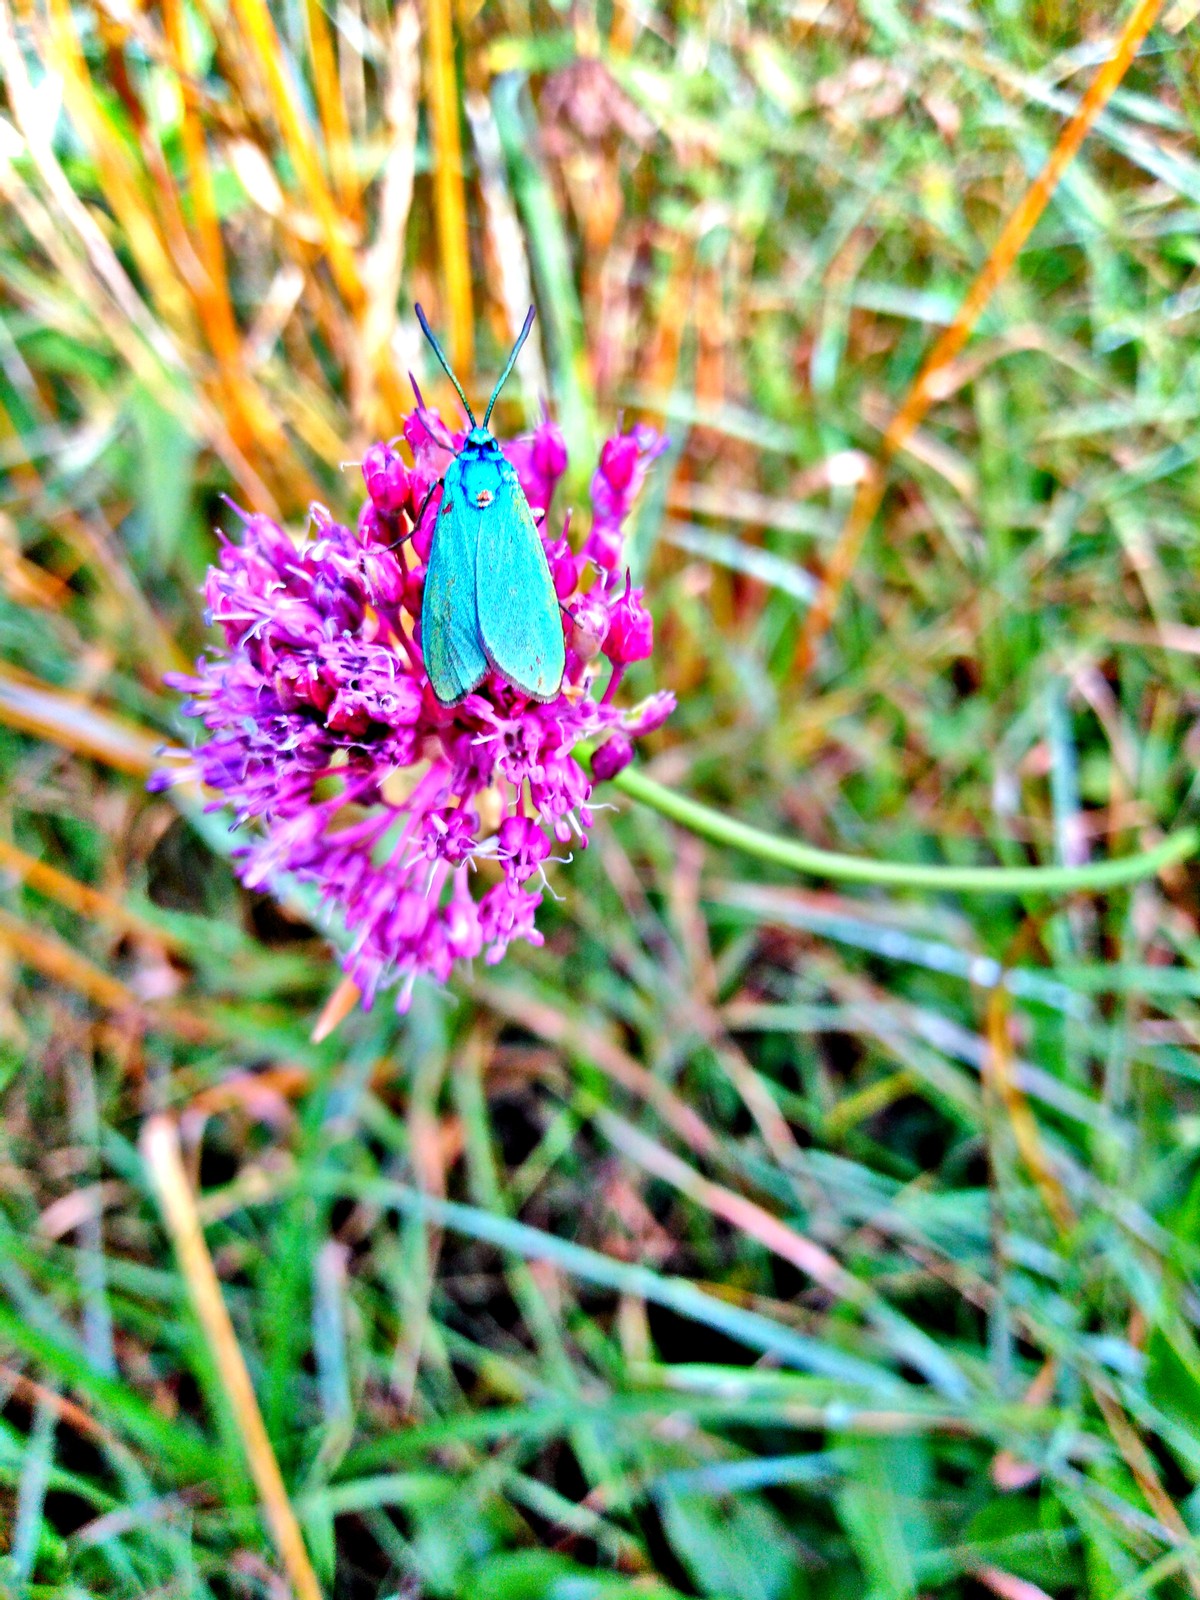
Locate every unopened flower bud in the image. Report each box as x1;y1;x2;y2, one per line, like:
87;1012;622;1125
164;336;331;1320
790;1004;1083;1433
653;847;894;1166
600;434;639;492
362;444;410;515
623;689;676;738
533;420;568;482
602;573;653;664
401;411;426;455
591;733;633;781
545;536;580;599
569;590;611;661
582;522;622;573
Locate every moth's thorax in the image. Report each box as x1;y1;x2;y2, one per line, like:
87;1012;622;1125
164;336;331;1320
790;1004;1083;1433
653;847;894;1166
451;439;510;512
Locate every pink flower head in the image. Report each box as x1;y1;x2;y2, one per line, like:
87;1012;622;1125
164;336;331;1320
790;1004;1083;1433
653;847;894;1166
161;408;674;1012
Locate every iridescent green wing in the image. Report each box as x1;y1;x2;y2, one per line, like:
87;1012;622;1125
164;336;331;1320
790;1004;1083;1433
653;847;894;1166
474;456;565;701
420;460;488;705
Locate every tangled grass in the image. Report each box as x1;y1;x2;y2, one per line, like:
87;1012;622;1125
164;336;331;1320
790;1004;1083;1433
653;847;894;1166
2;0;1200;1595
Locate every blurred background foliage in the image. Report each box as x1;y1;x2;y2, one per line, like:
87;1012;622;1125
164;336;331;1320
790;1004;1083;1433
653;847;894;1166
2;0;1200;1594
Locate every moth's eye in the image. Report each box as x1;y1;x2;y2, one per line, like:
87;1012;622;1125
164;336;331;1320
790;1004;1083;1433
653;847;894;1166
441;500;453;516
475;489;494;507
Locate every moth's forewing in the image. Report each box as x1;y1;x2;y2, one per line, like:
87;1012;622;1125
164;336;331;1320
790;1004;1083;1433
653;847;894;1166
420;459;489;705
473;455;565;702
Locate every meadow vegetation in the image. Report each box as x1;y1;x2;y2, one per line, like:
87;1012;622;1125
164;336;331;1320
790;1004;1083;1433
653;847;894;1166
1;0;1200;1594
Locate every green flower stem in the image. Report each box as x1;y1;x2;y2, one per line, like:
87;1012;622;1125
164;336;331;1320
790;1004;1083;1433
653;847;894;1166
606;764;1197;895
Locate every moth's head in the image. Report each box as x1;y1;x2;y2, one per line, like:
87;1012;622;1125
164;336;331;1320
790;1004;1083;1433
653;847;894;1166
466;427;498;451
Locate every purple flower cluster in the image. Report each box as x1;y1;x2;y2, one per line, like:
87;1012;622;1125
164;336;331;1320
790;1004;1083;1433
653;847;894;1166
159;406;673;1010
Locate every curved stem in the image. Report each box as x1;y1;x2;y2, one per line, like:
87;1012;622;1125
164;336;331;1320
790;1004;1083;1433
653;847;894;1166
606;764;1197;895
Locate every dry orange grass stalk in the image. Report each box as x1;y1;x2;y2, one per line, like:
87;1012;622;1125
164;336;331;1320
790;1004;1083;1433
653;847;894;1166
0;0;426;515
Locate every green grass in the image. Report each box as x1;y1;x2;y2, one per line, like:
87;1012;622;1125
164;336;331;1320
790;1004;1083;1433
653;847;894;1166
3;0;1200;1595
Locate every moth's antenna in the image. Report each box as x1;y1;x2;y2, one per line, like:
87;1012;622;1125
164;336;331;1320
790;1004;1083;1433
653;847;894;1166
483;305;536;429
414;303;476;428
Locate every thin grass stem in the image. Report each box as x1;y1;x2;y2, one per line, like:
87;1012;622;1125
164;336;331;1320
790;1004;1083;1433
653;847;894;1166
610;764;1197;895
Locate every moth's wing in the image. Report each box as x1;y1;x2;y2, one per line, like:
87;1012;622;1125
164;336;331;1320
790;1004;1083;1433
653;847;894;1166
475;459;566;701
420;463;488;705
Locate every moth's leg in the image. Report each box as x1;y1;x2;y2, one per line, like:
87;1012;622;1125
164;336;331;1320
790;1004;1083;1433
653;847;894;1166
383;479;441;552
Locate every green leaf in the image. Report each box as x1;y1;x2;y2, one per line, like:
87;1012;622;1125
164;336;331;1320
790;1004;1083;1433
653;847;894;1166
656;1484;804;1600
835;1438;934;1600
